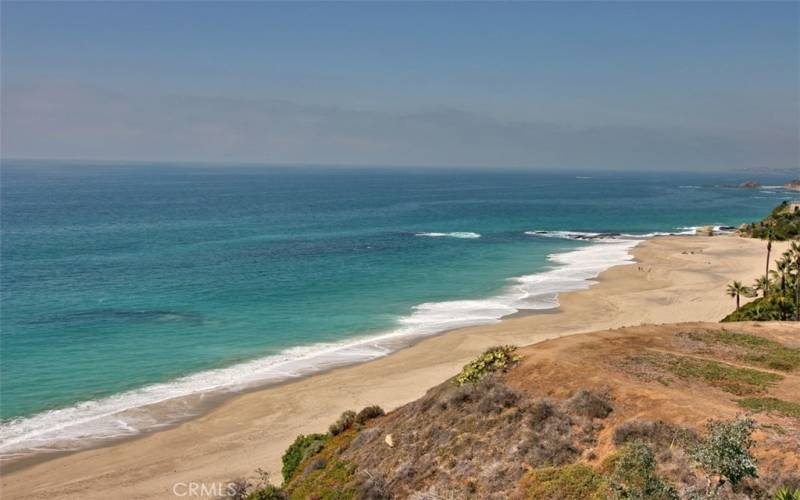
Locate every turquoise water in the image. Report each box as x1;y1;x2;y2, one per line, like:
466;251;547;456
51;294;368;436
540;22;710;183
0;161;792;455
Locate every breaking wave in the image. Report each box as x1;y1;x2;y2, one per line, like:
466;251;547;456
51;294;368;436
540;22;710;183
415;232;481;239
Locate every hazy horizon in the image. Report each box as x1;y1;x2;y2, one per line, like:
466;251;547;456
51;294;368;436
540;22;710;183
2;2;798;171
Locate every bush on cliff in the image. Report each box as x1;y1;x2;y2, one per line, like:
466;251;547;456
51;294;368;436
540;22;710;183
281;433;329;483
245;485;286;500
455;345;520;386
329;410;356;436
282;429;361;500
521;464;612;499
603;440;678;499
355;405;384;425
691;416;758;489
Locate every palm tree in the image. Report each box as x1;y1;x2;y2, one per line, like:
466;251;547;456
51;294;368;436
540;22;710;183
774;259;790;295
796;253;800;321
753;275;771;298
727;281;749;310
773;294;793;321
794;249;800;321
763;228;774;295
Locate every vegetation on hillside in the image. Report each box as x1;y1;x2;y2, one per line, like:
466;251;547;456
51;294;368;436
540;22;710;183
723;227;799;321
225;327;800;499
619;352;783;395
690;417;758;491
454;344;520;385
740;201;800;241
520;464;612;500
281;433;329;483
685;330;800;372
737;397;800;419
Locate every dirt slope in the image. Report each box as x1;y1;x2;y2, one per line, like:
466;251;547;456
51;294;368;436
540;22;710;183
283;322;800;499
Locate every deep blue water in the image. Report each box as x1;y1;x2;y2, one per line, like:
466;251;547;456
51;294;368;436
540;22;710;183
0;161;792;455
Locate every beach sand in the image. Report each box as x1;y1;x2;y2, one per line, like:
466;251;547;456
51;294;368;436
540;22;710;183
0;235;788;499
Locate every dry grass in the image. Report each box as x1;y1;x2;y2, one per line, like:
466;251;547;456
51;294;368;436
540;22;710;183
612;419;699;450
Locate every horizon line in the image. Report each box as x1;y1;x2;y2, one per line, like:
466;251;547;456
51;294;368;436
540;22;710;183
1;157;796;175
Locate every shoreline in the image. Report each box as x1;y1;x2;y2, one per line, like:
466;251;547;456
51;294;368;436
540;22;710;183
0;232;641;463
1;303;566;476
1;234;785;499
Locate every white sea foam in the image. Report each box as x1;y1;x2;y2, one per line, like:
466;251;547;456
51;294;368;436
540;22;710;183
415;232;481;239
524;230;604;240
526;227;717;240
675;225;737;236
0;231;652;460
525;230;685;240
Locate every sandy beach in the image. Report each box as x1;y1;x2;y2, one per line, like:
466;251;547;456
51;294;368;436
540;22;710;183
1;234;788;499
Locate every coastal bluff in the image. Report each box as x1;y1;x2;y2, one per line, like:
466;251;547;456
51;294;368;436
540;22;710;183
279;322;800;499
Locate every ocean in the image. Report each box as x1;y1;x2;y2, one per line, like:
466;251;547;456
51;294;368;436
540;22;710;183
0;161;792;459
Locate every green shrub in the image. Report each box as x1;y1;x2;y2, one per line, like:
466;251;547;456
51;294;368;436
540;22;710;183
281;433;329;483
355;405;385;425
455;345;521;386
691;416;758;488
286;459;358;500
283;429;360;499
329;410;356;436
741;201;800;241
522;464;611;499
722;296;797;322
774;487;800;500
605;440;678;499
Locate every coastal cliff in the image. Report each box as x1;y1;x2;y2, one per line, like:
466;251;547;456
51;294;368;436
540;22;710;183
258;323;800;499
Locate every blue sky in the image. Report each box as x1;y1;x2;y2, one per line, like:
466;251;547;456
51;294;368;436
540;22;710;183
2;1;798;170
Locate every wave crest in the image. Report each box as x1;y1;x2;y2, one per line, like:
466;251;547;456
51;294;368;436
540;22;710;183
525;228;702;240
415;232;481;239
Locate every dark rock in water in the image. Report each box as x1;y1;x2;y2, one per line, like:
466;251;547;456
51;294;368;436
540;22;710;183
583;233;621;240
529;231;622;240
719;181;762;189
567;232;622;240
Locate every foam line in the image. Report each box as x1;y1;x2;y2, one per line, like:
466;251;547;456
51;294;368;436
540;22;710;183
415;232;481;239
0;232;650;459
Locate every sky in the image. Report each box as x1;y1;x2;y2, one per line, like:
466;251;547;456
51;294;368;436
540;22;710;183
1;1;798;171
